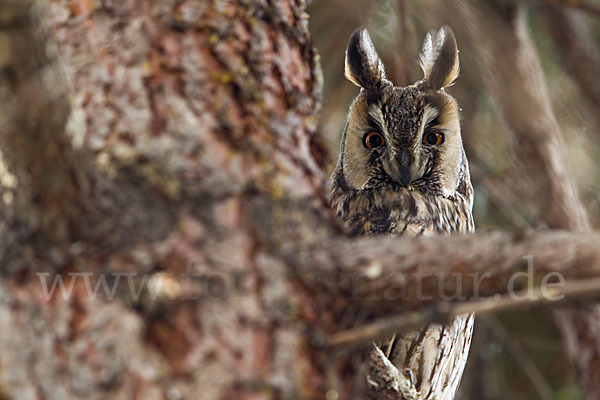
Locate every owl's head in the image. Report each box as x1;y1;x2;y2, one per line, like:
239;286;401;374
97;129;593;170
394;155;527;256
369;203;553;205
332;26;470;199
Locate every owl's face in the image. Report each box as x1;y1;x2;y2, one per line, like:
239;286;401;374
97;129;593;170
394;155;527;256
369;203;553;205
334;27;469;199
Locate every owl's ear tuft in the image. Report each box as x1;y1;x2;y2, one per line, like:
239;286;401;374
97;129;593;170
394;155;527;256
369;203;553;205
345;28;387;89
419;26;459;90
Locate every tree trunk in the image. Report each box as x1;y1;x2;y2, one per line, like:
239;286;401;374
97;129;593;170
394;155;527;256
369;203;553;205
0;0;333;398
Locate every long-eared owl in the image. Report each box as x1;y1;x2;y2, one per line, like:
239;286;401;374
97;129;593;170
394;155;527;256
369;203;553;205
330;26;474;400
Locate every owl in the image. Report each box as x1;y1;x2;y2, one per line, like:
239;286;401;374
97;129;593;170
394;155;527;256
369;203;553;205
330;27;474;400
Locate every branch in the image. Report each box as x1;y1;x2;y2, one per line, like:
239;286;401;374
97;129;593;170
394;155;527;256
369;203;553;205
544;0;600;18
461;1;589;231
540;2;600;137
327;275;600;350
459;3;600;397
278;229;600;334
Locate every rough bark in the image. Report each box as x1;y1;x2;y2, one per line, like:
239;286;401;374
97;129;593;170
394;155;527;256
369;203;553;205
291;230;600;315
0;1;329;399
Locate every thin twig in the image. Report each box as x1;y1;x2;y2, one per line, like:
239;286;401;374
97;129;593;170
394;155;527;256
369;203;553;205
328;277;600;349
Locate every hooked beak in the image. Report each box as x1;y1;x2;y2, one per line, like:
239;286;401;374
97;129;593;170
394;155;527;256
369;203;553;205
398;150;412;187
384;149;414;187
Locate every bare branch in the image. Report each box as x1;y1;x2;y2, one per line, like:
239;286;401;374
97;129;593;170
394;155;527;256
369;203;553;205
327;276;600;349
460;1;589;231
540;3;600;137
543;0;600;18
267;227;600;334
452;2;599;395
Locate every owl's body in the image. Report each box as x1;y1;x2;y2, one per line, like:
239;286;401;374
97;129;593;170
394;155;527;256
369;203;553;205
331;27;474;400
331;185;473;236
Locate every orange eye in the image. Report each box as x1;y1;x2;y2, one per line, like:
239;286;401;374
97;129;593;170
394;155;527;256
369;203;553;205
424;131;444;146
363;132;385;149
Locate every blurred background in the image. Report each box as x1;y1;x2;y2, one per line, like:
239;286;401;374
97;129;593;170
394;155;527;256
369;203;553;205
308;0;600;399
